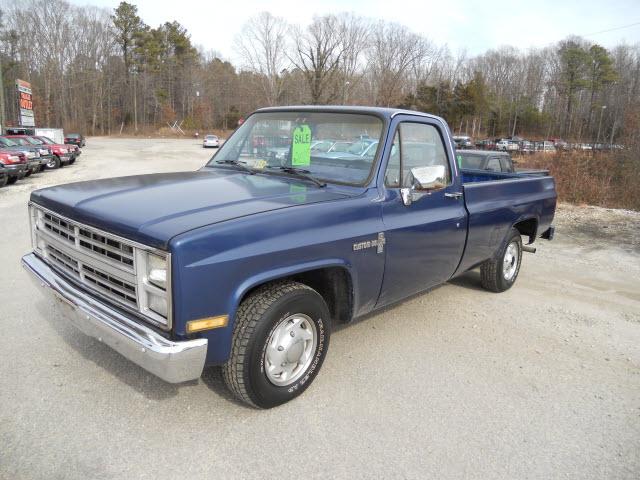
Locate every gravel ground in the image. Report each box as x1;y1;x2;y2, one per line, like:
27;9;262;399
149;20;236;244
1;137;639;480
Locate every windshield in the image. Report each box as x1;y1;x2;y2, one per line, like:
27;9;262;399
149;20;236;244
11;138;29;146
25;137;41;145
66;134;80;138
37;137;54;144
206;112;384;185
0;137;18;147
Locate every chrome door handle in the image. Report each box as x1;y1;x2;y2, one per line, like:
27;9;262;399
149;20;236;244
444;192;463;199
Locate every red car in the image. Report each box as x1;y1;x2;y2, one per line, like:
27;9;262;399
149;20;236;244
7;135;73;169
0;150;28;185
35;136;81;164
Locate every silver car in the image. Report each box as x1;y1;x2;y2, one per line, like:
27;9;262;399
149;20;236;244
203;135;220;148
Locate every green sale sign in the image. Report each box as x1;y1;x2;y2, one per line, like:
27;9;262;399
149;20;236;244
291;125;311;167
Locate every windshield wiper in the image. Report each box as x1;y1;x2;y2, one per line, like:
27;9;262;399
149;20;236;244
266;166;326;188
215;159;255;175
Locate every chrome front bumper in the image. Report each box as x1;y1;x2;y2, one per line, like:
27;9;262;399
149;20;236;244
22;253;207;383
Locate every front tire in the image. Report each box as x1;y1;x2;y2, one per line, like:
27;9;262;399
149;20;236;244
46;156;61;170
480;228;523;292
223;281;331;408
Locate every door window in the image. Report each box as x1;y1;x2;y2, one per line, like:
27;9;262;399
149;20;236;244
384;122;450;188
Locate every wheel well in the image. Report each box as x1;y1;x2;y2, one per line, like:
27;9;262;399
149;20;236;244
242;267;354;324
514;218;538;244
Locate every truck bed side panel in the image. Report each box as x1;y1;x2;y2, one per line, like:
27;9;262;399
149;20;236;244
455;174;556;275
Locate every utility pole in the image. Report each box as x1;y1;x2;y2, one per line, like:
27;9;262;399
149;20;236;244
596;105;607;146
0;55;5;130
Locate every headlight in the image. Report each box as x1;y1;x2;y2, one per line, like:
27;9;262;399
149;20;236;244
147;253;167;289
135;249;171;328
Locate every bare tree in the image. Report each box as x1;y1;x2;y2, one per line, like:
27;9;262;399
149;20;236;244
234;12;289;106
289;15;346;104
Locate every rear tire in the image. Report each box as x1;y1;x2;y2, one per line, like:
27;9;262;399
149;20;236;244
480;228;523;292
223;281;331;409
7;176;18;185
0;175;7;188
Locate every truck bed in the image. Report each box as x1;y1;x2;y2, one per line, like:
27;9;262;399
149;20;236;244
455;169;557;274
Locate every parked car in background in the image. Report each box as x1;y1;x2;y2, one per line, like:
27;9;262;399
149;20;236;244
0;150;28;184
519;140;535;154
64;133;85;147
453;135;473;149
203;134;220;148
535;141;556;153
475;139;496;150
31;136;74;168
496;139;519;152
66;143;81;160
310;140;334;153
457;150;516;173
0;137;46;174
0;163;8;188
2;135;54;172
551;139;569;150
456;150;549;176
1;136;44;176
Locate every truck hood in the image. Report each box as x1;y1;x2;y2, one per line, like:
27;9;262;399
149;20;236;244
31;169;352;249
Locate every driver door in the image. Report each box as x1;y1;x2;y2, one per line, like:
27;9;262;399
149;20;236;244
377;118;467;307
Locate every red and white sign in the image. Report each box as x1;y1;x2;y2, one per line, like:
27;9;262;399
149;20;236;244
16;79;35;127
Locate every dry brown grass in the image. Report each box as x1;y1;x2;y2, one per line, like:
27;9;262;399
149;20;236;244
517;151;640;211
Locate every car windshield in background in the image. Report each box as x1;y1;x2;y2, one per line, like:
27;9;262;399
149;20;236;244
38;137;54;144
67;134;80;138
24;137;41;145
0;138;18;147
206;112;384;186
11;138;30;146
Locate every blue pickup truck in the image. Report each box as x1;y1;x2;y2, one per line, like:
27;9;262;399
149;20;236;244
22;106;556;408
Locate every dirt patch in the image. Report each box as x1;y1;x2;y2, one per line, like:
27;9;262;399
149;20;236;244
554;203;640;252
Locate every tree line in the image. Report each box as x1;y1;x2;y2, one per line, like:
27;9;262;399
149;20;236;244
1;0;639;144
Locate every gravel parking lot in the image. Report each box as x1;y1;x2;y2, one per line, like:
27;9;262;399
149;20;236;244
1;137;639;480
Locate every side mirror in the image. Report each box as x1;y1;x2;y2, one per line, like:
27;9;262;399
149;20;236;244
410;165;446;190
400;165;447;206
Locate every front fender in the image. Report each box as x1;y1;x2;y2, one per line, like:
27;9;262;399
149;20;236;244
169;192;386;366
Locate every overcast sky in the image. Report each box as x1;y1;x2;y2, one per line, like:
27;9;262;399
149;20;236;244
69;0;640;60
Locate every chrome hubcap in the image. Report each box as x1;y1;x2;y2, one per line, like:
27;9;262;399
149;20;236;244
503;242;519;281
47;158;56;168
264;313;317;386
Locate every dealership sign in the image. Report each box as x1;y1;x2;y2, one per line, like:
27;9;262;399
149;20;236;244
16;79;35;127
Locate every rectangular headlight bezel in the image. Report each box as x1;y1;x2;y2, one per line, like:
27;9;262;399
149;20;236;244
135;248;173;329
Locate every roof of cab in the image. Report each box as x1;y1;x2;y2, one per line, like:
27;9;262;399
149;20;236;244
457;149;511;156
254;105;443;122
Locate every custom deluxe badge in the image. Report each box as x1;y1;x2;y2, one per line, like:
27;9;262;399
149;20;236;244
352;232;386;253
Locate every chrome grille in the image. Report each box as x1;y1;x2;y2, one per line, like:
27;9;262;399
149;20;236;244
43;212;76;243
79;228;134;268
31;204;172;330
42;212;134;271
82;265;137;307
47;244;80;276
37;209;139;311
